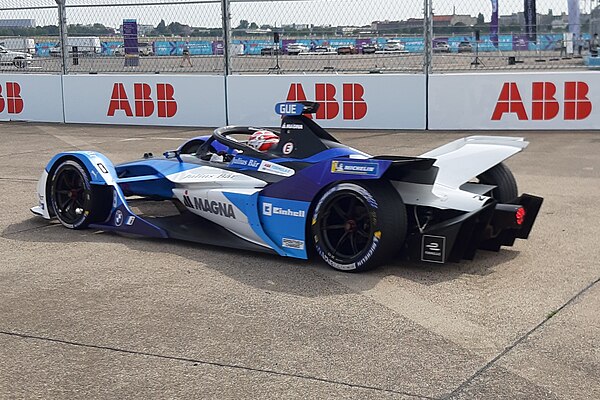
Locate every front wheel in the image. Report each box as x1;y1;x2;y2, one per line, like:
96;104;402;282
49;160;96;229
311;181;406;272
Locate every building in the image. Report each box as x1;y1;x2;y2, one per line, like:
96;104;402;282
432;15;453;27
0;19;36;28
431;15;476;27
451;15;477;26
371;20;401;33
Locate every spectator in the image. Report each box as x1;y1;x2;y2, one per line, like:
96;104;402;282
591;33;599;57
558;38;566;57
180;41;192;67
578;34;584;56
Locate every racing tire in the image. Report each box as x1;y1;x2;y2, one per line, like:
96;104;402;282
49;160;97;229
311;181;406;272
477;162;518;203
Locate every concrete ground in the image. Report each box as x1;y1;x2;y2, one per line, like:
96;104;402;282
0;123;598;399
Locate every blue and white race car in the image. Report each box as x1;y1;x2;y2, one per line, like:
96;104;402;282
31;102;543;272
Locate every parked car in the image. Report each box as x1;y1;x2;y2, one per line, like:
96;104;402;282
361;43;381;54
0;38;35;55
286;43;309;55
49;36;101;56
260;46;281;56
114;42;154;56
383;40;406;52
457;41;473;53
0;44;32;68
336;45;357;55
312;45;335;53
433;41;451;53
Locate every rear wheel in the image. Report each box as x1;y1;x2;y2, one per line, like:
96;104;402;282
312;181;406;272
49;160;95;229
477;163;518;203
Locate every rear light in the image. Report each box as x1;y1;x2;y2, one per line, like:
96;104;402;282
516;207;526;225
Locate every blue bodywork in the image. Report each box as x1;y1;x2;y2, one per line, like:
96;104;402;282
40;103;423;260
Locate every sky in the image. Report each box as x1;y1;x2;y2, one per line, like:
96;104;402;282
0;0;590;29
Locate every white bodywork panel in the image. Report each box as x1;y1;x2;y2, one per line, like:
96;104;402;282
31;170;50;219
172;187;269;248
420;136;527;189
167;165;266;188
394;136;527;212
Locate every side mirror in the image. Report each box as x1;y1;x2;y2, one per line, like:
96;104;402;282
163;150;182;162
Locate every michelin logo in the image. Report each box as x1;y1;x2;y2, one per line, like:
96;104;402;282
262;202;305;218
331;160;379;176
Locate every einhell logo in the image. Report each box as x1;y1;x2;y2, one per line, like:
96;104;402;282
107;83;177;118
286;83;367;120
0;82;23;114
492;82;592;121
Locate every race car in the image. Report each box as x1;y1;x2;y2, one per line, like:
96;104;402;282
31;102;543;272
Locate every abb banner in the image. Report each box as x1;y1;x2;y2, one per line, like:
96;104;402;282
429;72;600;130
0;75;63;123
227;74;426;129
62;75;226;126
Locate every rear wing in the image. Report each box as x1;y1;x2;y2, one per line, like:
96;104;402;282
420;136;528;189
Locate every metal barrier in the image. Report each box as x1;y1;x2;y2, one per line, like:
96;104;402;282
0;0;596;75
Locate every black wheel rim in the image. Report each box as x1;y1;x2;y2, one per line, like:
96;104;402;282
53;166;88;225
318;192;374;263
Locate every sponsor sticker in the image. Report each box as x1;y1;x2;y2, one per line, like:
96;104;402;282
258;160;295;177
282;123;303;130
126;216;136;226
421;235;446;263
262;202;305;218
331;160;379;176
282;238;305;250
183;194;236;219
229;155;262;170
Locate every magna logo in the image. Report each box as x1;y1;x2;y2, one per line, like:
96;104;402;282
0;82;23;114
492;82;592;121
107;83;177;118
182;193;236;219
286;83;367;120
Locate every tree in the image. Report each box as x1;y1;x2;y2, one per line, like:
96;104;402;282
155;19;168;35
237;20;249;29
477;13;485;25
249;22;258;30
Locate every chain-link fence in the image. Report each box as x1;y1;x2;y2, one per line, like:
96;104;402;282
0;0;596;75
430;0;595;71
227;0;425;74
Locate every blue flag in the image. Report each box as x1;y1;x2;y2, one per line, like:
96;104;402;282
491;0;499;48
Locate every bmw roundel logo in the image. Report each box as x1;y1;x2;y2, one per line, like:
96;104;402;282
114;210;124;227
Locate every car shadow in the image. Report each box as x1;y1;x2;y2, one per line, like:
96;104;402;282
3;217;519;298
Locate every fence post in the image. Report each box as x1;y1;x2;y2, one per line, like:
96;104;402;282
423;0;432;74
55;0;68;75
221;0;231;76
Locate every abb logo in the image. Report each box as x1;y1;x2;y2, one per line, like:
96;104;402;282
286;83;367;120
107;83;177;118
0;82;23;114
492;82;592;121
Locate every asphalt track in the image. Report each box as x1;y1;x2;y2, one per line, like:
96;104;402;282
0;122;598;399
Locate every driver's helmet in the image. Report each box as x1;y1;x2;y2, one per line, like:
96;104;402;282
247;130;279;152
